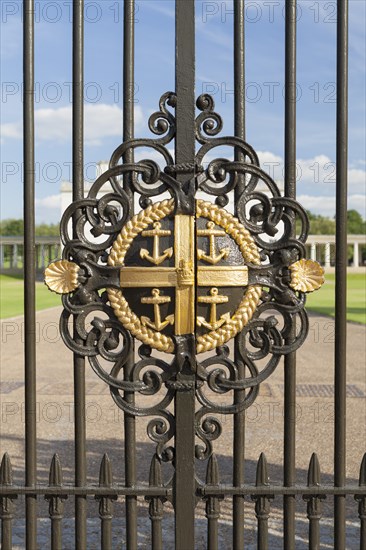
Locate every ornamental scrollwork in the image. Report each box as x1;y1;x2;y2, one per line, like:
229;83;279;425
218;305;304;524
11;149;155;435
45;93;324;464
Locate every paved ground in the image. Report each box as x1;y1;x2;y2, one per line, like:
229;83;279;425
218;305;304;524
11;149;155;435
1;307;365;548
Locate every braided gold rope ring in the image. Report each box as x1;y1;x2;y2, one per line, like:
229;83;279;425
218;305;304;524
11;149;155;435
107;199;262;354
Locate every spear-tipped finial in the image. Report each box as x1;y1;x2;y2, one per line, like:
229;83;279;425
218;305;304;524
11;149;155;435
307;453;321;487
256;452;270;487
49;453;63;487
359;453;366;487
0;453;13;486
206;454;220;486
46;454;67;520
97;454;116;521
99;454;113;488
149;454;163;487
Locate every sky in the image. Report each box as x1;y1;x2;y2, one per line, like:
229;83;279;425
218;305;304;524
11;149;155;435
1;0;365;224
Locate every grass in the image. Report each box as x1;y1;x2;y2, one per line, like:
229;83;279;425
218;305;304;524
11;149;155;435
0;272;365;324
306;273;365;324
0;274;60;319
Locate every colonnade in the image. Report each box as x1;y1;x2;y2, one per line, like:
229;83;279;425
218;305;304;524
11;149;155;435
0;237;364;271
307;237;364;268
0;238;61;272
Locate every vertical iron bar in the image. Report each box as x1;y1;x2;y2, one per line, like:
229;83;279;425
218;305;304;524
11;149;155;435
122;1;137;549
308;512;320;549
0;512;13;550
233;1;246;548
304;453;324;550
356;454;366;550
23;1;37;547
51;516;62;549
252;453;272;550
207;512;219;550
147;455;164;550
0;516;12;550
360;512;366;550
0;454;15;550
150;503;163;550
72;2;86;548
100;516;112;550
97;454;114;550
174;1;196;548
334;1;348;548
283;1;297;547
123;0;135;152
206;455;221;550
151;519;163;550
174;349;196;550
46;454;66;550
234;0;246;162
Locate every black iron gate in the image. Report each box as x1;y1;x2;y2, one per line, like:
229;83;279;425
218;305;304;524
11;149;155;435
1;0;365;549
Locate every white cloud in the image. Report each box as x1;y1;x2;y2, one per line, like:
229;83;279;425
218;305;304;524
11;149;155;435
134;147;175;165
257;152;365;193
35;194;62;224
3;109;364;193
1;122;22;139
298;194;366;218
35;194;61;209
1;104;144;145
348;168;366;187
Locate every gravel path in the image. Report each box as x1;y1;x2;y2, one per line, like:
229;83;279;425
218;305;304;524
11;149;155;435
1;307;365;548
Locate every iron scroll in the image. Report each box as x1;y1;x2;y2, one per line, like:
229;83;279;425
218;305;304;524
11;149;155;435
45;93;324;464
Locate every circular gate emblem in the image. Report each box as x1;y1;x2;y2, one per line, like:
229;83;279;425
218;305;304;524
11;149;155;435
107;199;262;353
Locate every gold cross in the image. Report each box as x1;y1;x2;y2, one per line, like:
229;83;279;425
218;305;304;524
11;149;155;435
121;216;195;334
119;215;249;335
140;221;173;265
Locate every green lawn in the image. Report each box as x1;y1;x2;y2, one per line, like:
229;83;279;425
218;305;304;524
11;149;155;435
0;272;365;324
0;274;60;319
306;273;365;324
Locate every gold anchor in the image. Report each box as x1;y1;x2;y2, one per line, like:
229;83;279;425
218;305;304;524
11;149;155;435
197;287;230;330
197;221;230;265
140;222;173;265
141;288;175;331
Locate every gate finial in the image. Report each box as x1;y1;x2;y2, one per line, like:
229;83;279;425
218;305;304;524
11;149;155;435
49;453;63;487
307;453;321;487
99;454;113;488
0;453;13;486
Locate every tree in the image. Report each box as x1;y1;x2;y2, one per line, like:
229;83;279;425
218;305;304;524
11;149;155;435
0;219;24;236
0;219;59;236
304;211;335;235
34;223;60;236
347;210;366;234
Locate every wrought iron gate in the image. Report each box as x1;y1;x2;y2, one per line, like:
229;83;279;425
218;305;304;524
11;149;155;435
1;0;365;549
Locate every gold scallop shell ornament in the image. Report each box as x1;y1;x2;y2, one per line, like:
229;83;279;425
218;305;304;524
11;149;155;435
288;259;325;293
44;260;80;294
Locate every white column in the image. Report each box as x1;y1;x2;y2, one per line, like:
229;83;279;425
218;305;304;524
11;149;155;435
12;244;18;268
353;242;359;267
41;245;46;268
310;243;317;261
324;242;331;268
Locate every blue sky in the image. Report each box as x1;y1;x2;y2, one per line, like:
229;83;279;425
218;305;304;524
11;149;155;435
1;0;365;223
